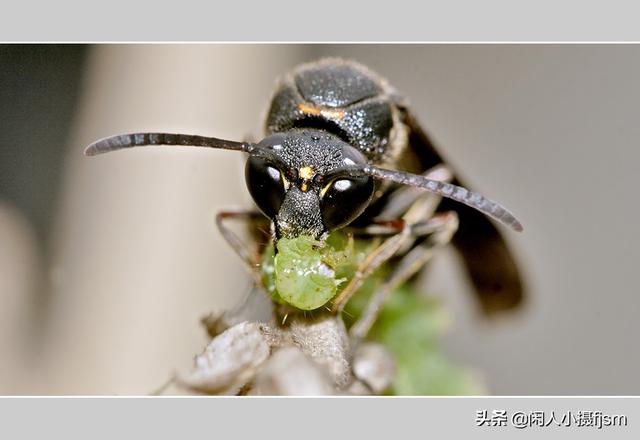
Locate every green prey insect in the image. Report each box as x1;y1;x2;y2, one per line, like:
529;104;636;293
84;59;524;394
261;234;353;311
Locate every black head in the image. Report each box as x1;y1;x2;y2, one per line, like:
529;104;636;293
84;131;523;237
245;130;375;239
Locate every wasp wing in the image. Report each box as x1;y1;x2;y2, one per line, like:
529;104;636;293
398;107;525;315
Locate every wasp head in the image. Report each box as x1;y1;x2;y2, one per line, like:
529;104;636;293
245;129;375;241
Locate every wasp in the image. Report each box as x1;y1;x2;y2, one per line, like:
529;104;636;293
85;59;524;392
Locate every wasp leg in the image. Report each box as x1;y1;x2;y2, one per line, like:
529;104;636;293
331;220;412;312
349;216;451;237
332;161;455;315
331;170;451;313
377;164;452;220
216;210;268;285
215;210;276;328
349;211;459;341
378;164;453;255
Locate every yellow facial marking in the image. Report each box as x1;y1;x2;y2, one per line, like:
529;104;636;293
282;175;291;190
297;102;345;119
299;166;315;180
298;166;315;192
320;182;332;198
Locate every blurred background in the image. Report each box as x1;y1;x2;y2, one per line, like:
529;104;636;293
1;44;639;395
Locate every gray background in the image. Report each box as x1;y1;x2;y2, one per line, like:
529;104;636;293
0;398;636;439
1;45;638;395
2;0;640;41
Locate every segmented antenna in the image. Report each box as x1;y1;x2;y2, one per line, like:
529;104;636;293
84;132;523;232
84;132;254;156
84;131;295;178
363;166;523;232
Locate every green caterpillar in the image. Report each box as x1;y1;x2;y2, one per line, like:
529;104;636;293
260;232;356;310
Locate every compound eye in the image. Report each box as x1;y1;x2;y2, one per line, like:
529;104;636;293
320;176;375;230
245;156;287;219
